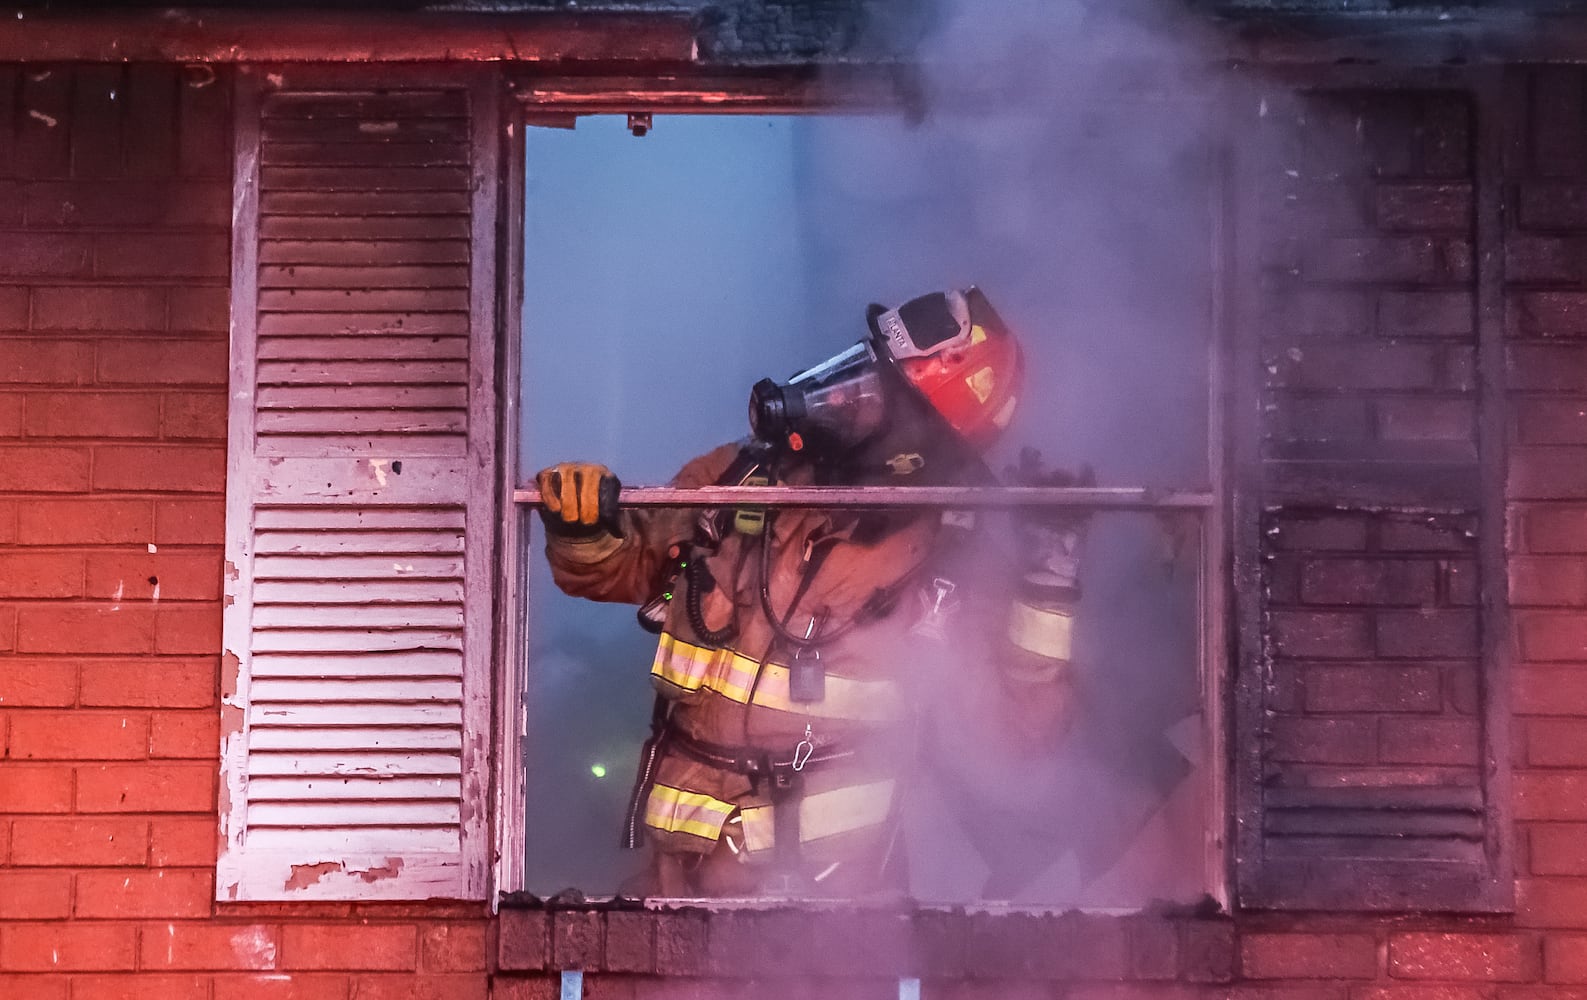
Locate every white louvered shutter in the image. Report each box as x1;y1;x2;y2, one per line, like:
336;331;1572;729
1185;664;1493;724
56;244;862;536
219;69;499;901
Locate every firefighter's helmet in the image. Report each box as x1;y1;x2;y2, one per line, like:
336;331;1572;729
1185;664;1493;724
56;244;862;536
868;286;1025;451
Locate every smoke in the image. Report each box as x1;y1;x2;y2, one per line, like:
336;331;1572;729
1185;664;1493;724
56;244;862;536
522;0;1242;909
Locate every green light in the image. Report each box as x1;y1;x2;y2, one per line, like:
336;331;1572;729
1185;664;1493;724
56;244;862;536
590;764;607;779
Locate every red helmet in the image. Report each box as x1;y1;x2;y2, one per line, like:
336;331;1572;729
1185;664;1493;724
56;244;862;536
869;286;1025;451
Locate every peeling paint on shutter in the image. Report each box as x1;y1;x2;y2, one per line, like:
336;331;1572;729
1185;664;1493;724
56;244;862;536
219;68;497;901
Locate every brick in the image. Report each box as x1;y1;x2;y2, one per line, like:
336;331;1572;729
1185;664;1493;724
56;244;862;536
74;867;213;918
603;911;654;974
24;391;162;438
0;552;83;598
1509;237;1587;284
1269;716;1377;764
552;910;604;971
1304;663;1442;712
11;816;148;866
95;233;230;278
1379;717;1480;765
1353;988;1491;1000
1520;613;1587;662
7;710;149;760
68;973;212;1000
652;910;707;977
0;445;90;491
77;762;214;812
1390;932;1540;982
0;764;73;812
0;289;26;329
1515;668;1587;715
0;233;91;277
1376;398;1474;443
344;975;487;1000
1270;396;1370;444
1510;344;1587;392
1;921;138;971
0;393;19;436
33;287;165;331
86;551;223;602
962;912;1067;979
0;500;13;544
212;974;352;1000
97;340;228;387
1069;912;1129;980
420;922;488;973
1179;919;1236;984
16;606;156;654
156;606;222;655
1376;183;1471;232
1298;236;1442;282
1512;446;1587;500
1267;289;1372;339
142;924;279;970
0;976;64;1000
1377;609;1479;658
0;606;13;652
1517;773;1587;821
0;870;71;919
80;659;215;708
24;180;230;228
150;709;220;758
1527;720;1587;767
1267;342;1474;392
497;909;549;972
1526;508;1587;553
1271;515;1370;551
151;816;218;866
156;499;225;545
1126;916;1179;980
1242;932;1379;980
1379;516;1474;552
1518;400;1587;446
169;287;230;333
1271;611;1374;658
1511;556;1587;606
0;658;78;706
280;925;417;972
163;391;228;439
1301;558;1437;606
1533;824;1587;876
1520;183;1587;231
93;444;227;492
16;499;151;545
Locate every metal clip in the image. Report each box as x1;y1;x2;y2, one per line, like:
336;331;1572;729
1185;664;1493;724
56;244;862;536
929;577;956;616
792;724;814;772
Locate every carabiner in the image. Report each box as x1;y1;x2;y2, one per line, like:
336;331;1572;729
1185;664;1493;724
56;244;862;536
792;724;815;772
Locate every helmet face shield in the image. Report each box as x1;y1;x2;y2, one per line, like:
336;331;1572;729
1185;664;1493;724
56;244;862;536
749;339;893;455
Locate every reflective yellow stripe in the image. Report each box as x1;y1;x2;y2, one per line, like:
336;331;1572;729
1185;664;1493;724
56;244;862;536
651;632;905;722
1007;601;1074;660
739;779;896;854
644;783;735;841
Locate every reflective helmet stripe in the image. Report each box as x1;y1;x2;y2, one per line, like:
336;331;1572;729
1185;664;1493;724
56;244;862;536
1007;601;1075;661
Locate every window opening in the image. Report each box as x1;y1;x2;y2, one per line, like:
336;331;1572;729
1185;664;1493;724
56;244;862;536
515;113;1220;908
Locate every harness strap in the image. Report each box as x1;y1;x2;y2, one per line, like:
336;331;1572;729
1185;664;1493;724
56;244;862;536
667;726;853;778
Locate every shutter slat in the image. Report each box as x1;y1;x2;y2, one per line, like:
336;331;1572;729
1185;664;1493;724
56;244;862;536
257;385;466;409
251;677;462;701
247;727;462;752
255;530;462;554
263;90;468;118
255;507;464;530
261;166;471;191
261;215;472;241
251;605;464;629
261;190;471;217
249;776;462;801
258;287;470;312
257;412;467;437
262;117;471;144
245;828;459;852
261;142;469;167
251;703;459;726
262;240;470;266
253;554;463;578
257;312;470;336
249;752;462;777
247;802;462;826
257;359;469;384
251;650;461;678
257;335;469;360
251;630;463;654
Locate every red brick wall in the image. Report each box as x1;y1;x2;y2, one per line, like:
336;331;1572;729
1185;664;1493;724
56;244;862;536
7;56;1587;1000
0;64;491;999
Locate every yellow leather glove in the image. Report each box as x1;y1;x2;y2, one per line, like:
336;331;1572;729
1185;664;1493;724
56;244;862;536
535;462;621;536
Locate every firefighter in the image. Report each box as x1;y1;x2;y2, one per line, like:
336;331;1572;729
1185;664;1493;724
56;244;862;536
536;287;1118;899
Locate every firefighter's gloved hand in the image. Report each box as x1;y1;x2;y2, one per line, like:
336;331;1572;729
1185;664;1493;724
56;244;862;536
536;462;622;538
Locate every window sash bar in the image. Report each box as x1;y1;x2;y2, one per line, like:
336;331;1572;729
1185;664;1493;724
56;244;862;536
510;484;1214;510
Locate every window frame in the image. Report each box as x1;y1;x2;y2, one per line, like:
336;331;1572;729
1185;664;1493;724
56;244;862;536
496;72;1233;910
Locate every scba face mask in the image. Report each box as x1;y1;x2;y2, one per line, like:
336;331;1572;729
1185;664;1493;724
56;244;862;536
747;287;1023;465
